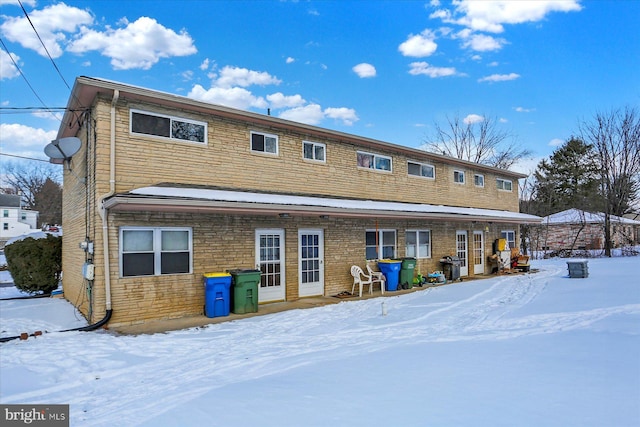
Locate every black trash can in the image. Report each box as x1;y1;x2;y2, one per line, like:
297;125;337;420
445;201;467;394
441;256;461;281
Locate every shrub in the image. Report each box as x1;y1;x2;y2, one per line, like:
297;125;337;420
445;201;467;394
4;234;62;294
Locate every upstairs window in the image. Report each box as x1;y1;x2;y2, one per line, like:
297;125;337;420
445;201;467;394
497;178;513;191
251;131;278;155
303;141;326;162
474;174;485;187
2;210;8;218
357;151;392;172
408;161;435;179
130;109;206;143
453;170;465;184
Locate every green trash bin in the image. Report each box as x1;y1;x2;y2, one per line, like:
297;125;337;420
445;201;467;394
400;257;416;289
229;269;261;314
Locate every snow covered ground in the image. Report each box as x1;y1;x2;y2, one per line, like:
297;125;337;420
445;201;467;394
1;257;639;426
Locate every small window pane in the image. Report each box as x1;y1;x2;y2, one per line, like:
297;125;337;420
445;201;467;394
123;230;153;252
123;253;154;276
303;142;314;159
382;231;395;245
376;157;391;171
265;136;277;153
422;165;434;178
408;162;421;176
172;120;205;142
162;230;189;251
251;133;265;151
132;112;171;137
161;252;190;274
366;231;377;245
314;145;325;161
357;153;374;168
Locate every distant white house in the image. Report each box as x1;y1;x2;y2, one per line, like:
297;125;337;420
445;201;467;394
530;208;640;252
0;194;40;245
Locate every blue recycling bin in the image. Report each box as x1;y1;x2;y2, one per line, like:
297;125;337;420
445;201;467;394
203;273;232;318
377;259;402;291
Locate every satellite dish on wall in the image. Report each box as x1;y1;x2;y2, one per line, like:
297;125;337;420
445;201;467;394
44;137;81;164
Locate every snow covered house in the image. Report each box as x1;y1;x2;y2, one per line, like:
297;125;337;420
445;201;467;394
53;76;540;327
0;194;39;247
529;208;640;253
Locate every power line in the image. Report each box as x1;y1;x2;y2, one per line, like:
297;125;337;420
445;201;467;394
18;0;72;91
0;37;61;122
0;153;51;163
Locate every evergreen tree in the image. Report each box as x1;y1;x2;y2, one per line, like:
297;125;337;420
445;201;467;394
532;138;601;216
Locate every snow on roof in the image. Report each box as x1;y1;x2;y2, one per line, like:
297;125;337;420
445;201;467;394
543;208;640;225
130;186;541;222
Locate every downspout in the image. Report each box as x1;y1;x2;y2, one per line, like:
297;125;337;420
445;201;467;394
97;89;119;317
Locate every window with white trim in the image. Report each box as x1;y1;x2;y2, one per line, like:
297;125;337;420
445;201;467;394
501;230;516;250
2;223;8;231
474;174;484;187
130;109;206;143
366;229;396;260
406;230;431;258
2;210;8;218
454;170;465;184
357;151;392;172
251;131;278;154
120;227;192;277
408;161;435;179
303;141;326;162
497;178;513;191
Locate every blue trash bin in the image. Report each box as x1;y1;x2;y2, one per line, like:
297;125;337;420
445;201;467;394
377;259;402;291
203;273;232;318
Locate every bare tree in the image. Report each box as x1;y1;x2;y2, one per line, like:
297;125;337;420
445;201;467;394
580;106;640;256
1;162;62;225
424;113;531;169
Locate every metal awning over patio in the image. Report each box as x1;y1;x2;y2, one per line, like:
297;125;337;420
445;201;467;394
102;185;542;224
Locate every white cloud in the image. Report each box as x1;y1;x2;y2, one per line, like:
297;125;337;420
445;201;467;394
199;58;210;71
67;17;197;70
408;62;458;78
0;50;20;80
286;57;295;64
0;123;57;158
266;92;306;109
433;0;582;34
488;61;499;67
187;84;268;110
515;106;535;113
463;114;484;125
324;107;358;126
278;105;359;126
478;72;520;83
398;30;438;57
352;63;376;78
279;104;324;125
462;33;506;51
0;3;93;58
215;66;281;88
549;138;564;147
499;117;508;123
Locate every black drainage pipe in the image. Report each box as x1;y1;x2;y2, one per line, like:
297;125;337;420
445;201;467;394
0;309;113;343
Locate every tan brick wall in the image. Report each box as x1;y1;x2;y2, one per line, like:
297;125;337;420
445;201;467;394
62;94;523;327
101;96;519;212
95;210;509;327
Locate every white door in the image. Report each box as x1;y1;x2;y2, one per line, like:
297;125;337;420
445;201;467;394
298;229;324;297
473;231;485;275
255;229;286;302
456;230;469;277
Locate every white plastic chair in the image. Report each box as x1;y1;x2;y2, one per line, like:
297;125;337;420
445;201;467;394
366;265;385;295
350;265;371;298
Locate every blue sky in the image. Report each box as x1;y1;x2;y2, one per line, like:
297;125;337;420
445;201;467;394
1;0;639;175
